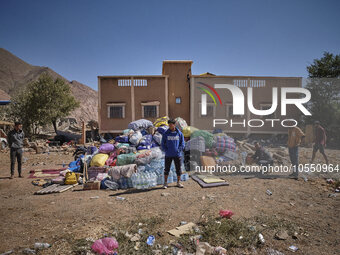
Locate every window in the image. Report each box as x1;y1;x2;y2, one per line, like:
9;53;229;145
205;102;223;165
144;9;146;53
133;79;147;87
118;79;148;87
226;104;242;118
260;104;276;119
176;97;181;104
118;79;131;87
141;101;160;118
226;104;233;118
233;79;266;88
107;103;126;118
144;106;157;118
199;103;216;117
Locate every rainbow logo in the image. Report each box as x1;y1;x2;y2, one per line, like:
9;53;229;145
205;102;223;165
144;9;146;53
197;82;222;106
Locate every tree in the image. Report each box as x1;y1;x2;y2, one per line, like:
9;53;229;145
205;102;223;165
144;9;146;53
305;52;340;146
9;73;80;135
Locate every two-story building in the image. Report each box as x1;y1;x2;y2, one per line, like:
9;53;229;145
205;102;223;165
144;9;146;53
98;61;302;136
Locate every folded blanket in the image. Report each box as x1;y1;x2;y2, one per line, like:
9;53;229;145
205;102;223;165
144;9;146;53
108;164;137;180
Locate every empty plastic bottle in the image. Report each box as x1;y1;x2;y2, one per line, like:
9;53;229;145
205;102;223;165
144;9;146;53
34;243;50;249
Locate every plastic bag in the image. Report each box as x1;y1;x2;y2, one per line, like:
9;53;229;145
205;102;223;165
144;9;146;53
65;172;78;185
175;117;188;131
91;237;118;255
129;131;142;145
191;130;214;148
182;126;199;138
128;119;153;131
101;179;119;190
90;153;109;167
219;210;234;219
153;116;169;127
116;153;137;166
99;143;115;154
135;153;153;165
150;147;164;160
153;132;162;145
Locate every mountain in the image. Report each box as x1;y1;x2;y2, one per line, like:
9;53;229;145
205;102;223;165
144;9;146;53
0;48;98;123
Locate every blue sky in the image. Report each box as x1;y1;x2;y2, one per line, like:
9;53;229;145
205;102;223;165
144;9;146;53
1;0;339;90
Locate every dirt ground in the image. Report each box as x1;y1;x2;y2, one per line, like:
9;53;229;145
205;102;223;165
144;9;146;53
0;148;339;255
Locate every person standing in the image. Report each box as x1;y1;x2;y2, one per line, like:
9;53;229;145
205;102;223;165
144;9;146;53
311;121;329;165
161;119;185;188
8;122;25;179
287;126;305;178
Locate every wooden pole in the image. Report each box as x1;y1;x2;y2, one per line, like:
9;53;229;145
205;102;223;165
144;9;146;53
81;121;86;145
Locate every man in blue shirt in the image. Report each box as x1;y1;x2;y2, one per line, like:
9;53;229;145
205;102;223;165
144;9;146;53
161;119;185;188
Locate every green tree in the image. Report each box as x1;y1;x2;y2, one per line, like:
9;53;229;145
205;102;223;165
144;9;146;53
9;73;79;135
305;52;340;146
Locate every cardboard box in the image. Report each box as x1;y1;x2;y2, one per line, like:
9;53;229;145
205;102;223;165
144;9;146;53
83;181;100;190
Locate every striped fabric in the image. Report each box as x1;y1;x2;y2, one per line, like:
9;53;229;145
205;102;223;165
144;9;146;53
214;135;236;153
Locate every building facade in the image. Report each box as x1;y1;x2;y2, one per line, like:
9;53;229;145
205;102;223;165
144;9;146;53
98;61;192;133
98;61;302;135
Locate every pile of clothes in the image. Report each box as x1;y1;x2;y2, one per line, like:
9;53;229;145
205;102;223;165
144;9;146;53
84;117;189;190
48;116;238;190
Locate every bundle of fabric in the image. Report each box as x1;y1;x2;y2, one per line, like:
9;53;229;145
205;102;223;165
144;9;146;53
101;178;119;190
139;134;153;146
147;126;156;135
116;153;137;166
184;136;205;152
191;130;214;148
87;146;99;155
140;129;148;136
116;143;130;149
96;172;109;181
137;144;151;150
123;128;134;136
157;125;168;135
115;135;129;143
88;166;109;180
213;129;223;134
105;152;117;166
153;116;169;127
51;176;65;184
129;131;143;145
175;117;188;131
214;135;236;153
128;119;153;131
182;126;199;138
108;164;137;180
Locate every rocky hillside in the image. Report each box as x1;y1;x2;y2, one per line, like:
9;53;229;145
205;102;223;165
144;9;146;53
0;88;10;101
0;48;98;123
